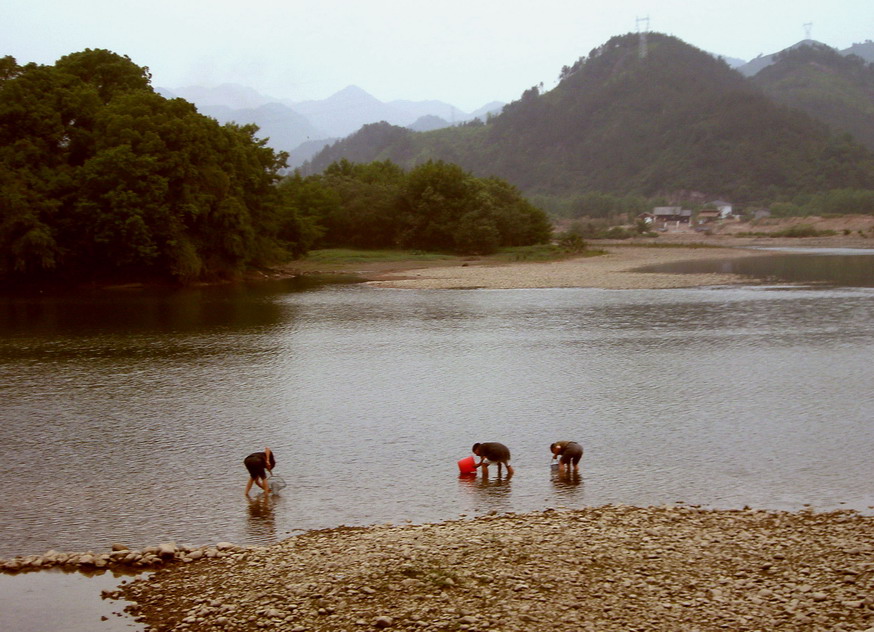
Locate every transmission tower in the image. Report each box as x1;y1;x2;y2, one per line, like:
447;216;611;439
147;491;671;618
803;22;813;40
637;16;650;58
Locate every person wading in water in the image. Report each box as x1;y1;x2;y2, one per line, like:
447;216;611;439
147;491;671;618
244;447;275;496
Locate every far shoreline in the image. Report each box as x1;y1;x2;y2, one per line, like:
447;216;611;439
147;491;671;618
362;244;770;290
279;229;874;291
2;229;871;295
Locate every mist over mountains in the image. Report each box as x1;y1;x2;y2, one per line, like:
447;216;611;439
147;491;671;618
157;84;502;167
159;34;874;190
300;33;874;204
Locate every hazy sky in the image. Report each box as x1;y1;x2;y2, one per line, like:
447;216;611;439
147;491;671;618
3;0;872;111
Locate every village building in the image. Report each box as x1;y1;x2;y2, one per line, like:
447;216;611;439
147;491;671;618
639;206;693;229
705;200;734;219
696;208;722;223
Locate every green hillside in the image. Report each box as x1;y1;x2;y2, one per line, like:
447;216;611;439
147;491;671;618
753;43;874;151
305;34;874;204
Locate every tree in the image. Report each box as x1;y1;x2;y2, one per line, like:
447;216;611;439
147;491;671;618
0;49;297;284
401;161;479;251
281;159;552;255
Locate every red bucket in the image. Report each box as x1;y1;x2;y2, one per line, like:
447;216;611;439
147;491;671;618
457;455;477;474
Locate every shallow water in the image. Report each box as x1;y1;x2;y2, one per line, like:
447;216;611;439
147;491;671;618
2;272;873;560
0;570;145;631
639;247;874;286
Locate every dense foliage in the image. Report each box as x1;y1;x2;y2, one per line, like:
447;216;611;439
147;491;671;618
752;43;874;151
768;188;874;217
279;159;553;254
0;50;307;283
305;34;874;208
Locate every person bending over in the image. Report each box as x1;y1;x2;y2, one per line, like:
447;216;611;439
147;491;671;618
472;442;514;477
244;447;275;496
550;441;583;473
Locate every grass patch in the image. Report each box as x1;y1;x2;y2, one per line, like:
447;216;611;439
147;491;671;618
302;249;457;264
488;244;604;262
603;241;728;249
298;246;605;269
734;225;838;238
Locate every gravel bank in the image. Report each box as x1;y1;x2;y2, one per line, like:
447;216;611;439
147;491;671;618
365;247;774;290
118;505;874;632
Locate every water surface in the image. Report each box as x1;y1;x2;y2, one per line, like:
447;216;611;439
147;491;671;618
639;247;874;286
2;270;872;560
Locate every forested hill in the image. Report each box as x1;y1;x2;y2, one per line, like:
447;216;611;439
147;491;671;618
305;33;874;203
752;43;874;151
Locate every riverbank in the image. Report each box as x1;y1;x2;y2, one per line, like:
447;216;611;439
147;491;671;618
364;245;772;290
278;225;873;291
116;505;874;631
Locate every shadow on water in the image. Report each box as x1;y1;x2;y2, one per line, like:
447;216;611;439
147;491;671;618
0;274;354;336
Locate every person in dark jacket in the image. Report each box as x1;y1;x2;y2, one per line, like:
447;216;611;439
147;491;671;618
550;441;583;473
244;447;275;496
472;442;514;477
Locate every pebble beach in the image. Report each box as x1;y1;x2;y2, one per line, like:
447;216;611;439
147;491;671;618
114;240;873;631
116;505;874;632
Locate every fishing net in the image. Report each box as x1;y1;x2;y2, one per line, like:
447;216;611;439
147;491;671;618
268;473;287;492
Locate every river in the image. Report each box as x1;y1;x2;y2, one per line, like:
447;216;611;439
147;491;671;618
2;249;874;631
2;251;873;562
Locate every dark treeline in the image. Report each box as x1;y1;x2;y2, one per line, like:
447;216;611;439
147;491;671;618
1;50;550;285
281;158;553;254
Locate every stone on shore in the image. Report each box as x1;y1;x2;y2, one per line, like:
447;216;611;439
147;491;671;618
115;505;874;632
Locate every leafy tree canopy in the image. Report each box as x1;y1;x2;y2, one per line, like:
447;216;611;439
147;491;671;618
0;49;313;284
281;159;553;255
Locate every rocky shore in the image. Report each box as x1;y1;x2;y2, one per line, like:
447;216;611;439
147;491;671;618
107;505;873;632
0;542;244;574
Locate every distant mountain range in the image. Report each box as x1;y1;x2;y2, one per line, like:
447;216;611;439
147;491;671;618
299;33;874;204
158;36;874;184
157;84;502;167
734;39;874;76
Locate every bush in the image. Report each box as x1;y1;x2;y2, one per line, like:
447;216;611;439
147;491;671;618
557;232;588;253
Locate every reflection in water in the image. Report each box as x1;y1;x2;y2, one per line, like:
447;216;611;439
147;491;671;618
1;272;873;558
550;466;584;504
246;494;277;541
551;464;583;488
458;472;513;515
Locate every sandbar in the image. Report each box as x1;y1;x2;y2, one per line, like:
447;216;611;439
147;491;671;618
366;246;774;290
